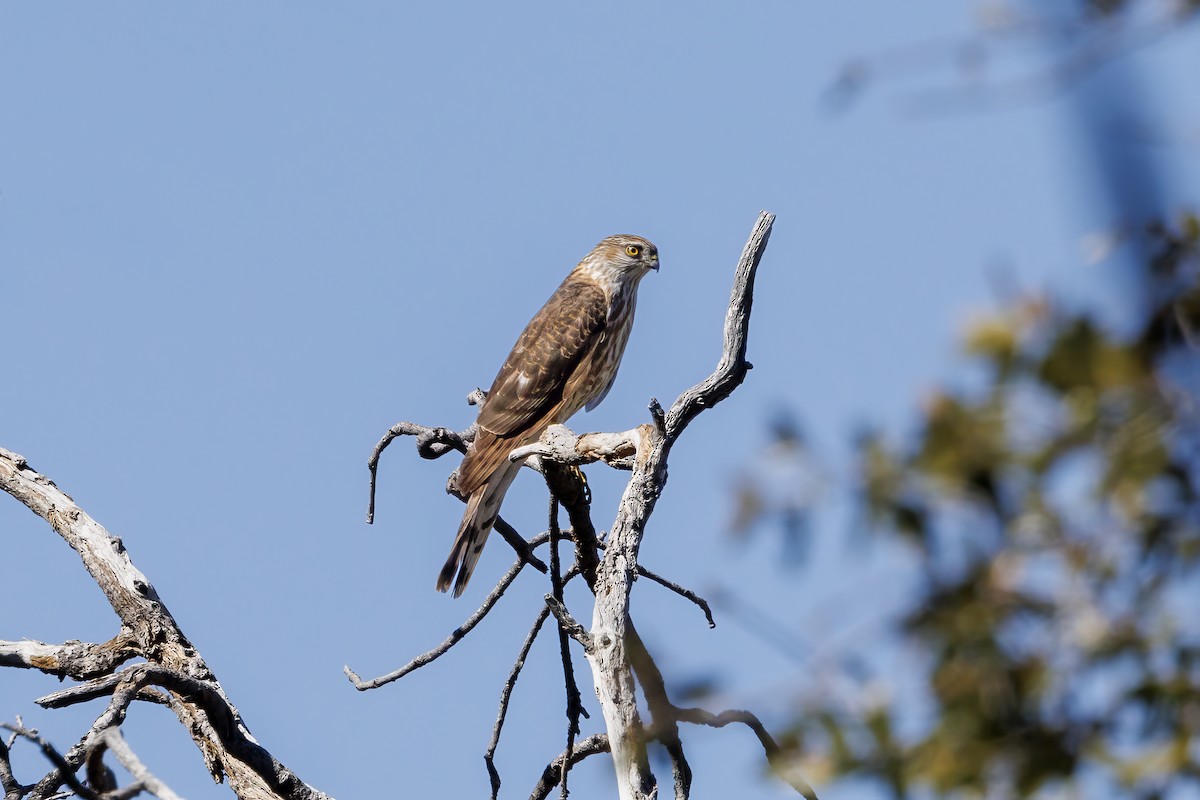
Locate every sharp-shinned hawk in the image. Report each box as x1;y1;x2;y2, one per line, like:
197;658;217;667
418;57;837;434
437;234;659;596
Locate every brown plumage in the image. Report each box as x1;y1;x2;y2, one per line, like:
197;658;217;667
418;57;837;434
437;234;659;596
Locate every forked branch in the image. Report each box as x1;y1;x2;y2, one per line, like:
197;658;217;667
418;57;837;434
0;447;330;800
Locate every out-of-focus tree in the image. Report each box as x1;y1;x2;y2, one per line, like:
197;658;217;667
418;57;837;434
757;3;1200;797
789;212;1198;798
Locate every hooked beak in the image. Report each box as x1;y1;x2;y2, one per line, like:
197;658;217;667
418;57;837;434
649;254;660;271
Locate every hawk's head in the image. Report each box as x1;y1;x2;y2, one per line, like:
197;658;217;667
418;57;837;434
578;234;659;287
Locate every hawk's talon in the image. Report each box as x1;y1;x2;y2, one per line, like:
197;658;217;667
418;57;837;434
570;466;592;505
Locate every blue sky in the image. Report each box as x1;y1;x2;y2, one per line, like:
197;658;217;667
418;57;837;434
3;3;1198;799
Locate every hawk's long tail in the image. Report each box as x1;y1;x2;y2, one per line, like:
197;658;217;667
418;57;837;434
437;460;522;597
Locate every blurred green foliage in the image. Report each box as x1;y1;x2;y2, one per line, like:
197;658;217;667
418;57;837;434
784;213;1200;799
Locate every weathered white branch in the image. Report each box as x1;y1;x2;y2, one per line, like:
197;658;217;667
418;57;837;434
0;633;139;680
0;447;330;800
665;211;774;441
508;424;645;470
575;211;776;800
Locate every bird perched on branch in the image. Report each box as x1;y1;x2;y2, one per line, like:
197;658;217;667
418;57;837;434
438;234;659;596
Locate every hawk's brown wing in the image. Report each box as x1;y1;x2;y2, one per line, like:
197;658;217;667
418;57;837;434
457;276;608;494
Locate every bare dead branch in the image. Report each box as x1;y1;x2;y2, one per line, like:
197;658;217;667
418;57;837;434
509;425;643;470
528;734;611;800
365;418;549;573
567;211;774;800
0;448;332;800
26;664;212;800
366;421;469;523
35;664;224;712
0;633;140;681
665;212;772;441
99;781;149;800
345;531;553;690
2;724;98;800
546;500;586;799
491;519;550;575
648;397;666;436
488;466;599;800
635;566;716;629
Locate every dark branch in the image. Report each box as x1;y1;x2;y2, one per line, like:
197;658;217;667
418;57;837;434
528;734;611;800
547;499;587;799
367;422;467;523
540;462;600;589
36;664;223;711
1;725;98;800
491;518;550;575
365;417;548;573
636;566;716;629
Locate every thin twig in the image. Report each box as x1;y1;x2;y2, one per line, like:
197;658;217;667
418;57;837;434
0;448;331;800
636;566;716;629
345;532;552;690
486;604;553;800
367;421;469;523
1;725;98;800
366;418;548;573
492;518;550;574
822;7;1196;116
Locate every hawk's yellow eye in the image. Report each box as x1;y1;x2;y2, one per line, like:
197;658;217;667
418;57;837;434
625;245;641;257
